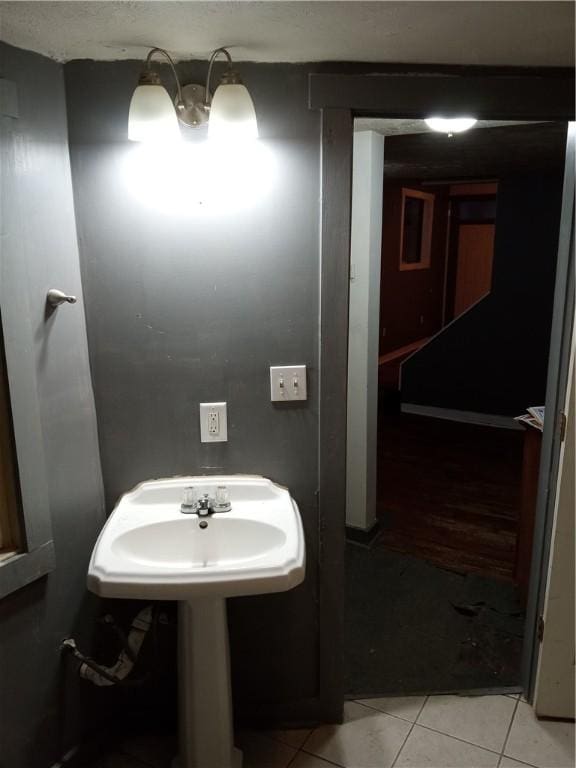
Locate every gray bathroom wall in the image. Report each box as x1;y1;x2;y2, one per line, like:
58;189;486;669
0;43;105;768
63;60;321;717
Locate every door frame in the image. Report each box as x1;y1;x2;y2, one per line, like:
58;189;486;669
310;66;575;720
523;123;575;700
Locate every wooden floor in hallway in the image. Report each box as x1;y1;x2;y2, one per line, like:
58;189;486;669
376;403;524;581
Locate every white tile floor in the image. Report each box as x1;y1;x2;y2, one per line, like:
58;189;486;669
238;695;575;768
109;693;575;768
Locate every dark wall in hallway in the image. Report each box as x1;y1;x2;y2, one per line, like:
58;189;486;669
64;59;321;718
0;43;105;768
402;167;566;415
380;181;449;354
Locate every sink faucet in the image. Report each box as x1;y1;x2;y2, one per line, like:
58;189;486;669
196;495;212;517
180;486;232;516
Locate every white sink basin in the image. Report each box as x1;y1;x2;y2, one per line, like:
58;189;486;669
88;475;305;600
112;518;286;568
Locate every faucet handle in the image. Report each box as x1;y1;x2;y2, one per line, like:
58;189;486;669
182;487;198;507
213;485;232;512
181;487;198;514
215;486;228;504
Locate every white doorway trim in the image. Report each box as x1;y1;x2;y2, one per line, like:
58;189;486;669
346;130;384;531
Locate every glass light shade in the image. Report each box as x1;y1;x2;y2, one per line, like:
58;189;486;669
128;84;180;142
425;117;477;134
208;83;258;141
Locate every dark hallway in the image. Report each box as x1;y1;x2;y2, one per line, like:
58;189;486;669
345;395;526;697
376;404;523;581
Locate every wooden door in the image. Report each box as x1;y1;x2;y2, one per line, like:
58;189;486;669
453;223;495;318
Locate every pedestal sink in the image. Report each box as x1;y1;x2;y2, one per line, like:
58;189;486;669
87;475;306;768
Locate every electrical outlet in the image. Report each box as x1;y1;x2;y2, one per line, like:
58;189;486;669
200;402;227;443
208;410;219;435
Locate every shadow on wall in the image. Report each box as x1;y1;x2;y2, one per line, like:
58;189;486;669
401;170;566;416
0;41;105;768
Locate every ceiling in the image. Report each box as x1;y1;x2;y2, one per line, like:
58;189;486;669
354;119;537;137
378;122;568;180
0;1;574;66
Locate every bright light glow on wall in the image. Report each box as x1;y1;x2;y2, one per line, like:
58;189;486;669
122;139;276;216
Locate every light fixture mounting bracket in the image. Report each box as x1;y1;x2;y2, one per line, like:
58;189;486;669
175;48;242;129
176;83;209;128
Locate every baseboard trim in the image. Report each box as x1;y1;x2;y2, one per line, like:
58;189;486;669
401;403;523;430
345;520;381;548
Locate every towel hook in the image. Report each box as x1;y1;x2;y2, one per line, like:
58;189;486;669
47;289;77;308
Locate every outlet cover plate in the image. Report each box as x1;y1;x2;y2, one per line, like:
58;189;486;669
270;365;307;402
199;402;227;443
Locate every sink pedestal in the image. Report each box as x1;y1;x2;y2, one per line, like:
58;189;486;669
176;599;242;768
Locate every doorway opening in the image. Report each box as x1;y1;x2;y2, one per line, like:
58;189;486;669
345;119;569;697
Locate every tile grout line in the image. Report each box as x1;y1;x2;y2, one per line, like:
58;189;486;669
499;696;521;762
407;720;512;757
353;698;428;725
285;748;301;768
295;698;423;768
390;695;429;768
303;699;514;762
297;721;346;767
352;695;524;755
295;745;346;768
251;731;313;768
285;743;300;768
297;739;347;767
499;756;539;768
395;694;524;758
299;725;316;754
280;694;530;768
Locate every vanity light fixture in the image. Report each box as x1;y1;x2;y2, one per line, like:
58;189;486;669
425;116;478;136
128;47;258;142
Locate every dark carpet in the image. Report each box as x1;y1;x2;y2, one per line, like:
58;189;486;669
345;543;524;697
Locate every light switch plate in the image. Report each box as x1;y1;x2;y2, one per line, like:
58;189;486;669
199;402;227;442
270;365;307;402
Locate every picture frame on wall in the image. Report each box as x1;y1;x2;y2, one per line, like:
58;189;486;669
399;188;435;271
